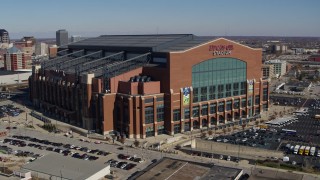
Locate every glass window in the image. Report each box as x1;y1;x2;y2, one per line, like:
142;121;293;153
146;126;154;137
174;124;181;134
210;104;216;114
193;88;199;103
209;86;216;100
156;97;164;101
145;98;153;103
240;81;246;95
173;109;180;121
263;104;268;111
263;88;268;101
157;104;164;122
248;97;252;106
145;106;154;124
234;99;240;109
184;122;190;132
193;106;199;117
201;105;208;116
226;101;232;111
192;58;246;101
200;87;207;101
241;99;246;108
184;108;190;119
218;102;224;112
255;95;260;105
157;125;165;135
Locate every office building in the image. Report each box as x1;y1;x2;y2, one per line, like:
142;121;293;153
4;46;26;71
56;29;68;46
265;59;286;78
0;29;9;43
262;64;275;79
35;42;48;56
29;34;269;139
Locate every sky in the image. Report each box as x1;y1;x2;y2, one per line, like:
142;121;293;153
1;0;320;39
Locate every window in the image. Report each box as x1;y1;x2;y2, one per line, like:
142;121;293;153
255;95;260;105
226;101;232;111
157;125;165;135
173;109;180;121
218;102;224;112
145;98;153;103
192;57;247;102
193;106;199;117
210;104;216;114
209;86;216;100
240;81;246;95
157;104;164;122
210;117;217;125
201;105;208;116
193;88;199;103
184;122;190;132
248;97;252;106
184;108;190;119
234;100;240;109
200;87;207;101
174;124;181;134
218;84;224;98
226;84;231;97
255;108;260;115
145;107;154;124
146;126;154;137
241;99;246;108
156;97;164;101
263;88;268;101
233;82;239;96
263;104;268;111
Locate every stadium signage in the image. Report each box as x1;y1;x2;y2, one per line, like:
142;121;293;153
209;45;233;56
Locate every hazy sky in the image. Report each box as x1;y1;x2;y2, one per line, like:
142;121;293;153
1;0;320;39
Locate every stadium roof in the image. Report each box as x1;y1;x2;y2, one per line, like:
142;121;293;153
68;34;215;52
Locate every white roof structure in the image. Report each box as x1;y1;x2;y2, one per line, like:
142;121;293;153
22;153;110;180
266;116;297;126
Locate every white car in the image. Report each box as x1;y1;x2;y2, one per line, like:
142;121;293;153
120;163;128;169
227;156;231;161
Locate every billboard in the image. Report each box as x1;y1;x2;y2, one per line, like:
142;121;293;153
248;80;254;95
182;87;191;106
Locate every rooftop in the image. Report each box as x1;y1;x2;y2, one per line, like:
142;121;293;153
21;153;108;180
68;34;214;52
130;157;242;180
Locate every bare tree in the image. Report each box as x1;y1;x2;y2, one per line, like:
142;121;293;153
133;139;140;147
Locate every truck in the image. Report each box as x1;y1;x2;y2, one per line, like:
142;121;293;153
299;146;306;155
310;147;316;156
304;146;310;156
293;145;300;154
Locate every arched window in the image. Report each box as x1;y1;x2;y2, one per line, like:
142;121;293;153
192;58;247;102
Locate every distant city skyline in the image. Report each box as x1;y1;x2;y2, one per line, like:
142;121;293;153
1;0;320;39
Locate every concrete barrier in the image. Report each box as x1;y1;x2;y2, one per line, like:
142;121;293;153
195;139;283;160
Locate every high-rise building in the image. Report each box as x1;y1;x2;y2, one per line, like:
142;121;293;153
35;42;48;56
265;59;287;78
56;29;68;46
4;46;26;71
0;29;10;43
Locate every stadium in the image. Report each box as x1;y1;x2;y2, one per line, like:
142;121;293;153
29;34;269;138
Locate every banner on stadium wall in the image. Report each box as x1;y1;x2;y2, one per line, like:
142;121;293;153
248;80;254;95
182;87;191;105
